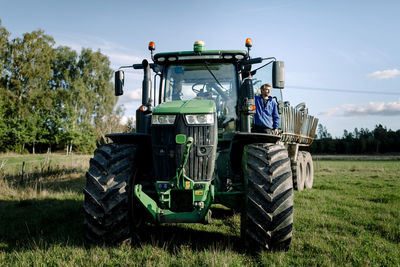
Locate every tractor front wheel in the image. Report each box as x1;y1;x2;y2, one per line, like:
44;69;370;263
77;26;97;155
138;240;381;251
83;143;136;244
241;143;294;251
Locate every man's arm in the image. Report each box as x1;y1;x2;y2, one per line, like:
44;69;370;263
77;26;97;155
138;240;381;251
272;101;280;134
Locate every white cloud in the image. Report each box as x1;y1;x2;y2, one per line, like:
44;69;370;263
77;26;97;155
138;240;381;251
54;34;145;69
117;89;142;104
320;99;400;116
368;69;400;80
106;52;143;68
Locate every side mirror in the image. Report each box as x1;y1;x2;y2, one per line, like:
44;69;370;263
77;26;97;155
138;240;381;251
115;70;124;96
272;61;285;89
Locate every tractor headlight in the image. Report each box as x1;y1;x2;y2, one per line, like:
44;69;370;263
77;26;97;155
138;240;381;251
152;114;176;125
185;114;214;125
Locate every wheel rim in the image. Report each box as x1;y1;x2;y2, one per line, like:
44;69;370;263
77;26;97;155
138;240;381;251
298;159;304;190
306;162;311;183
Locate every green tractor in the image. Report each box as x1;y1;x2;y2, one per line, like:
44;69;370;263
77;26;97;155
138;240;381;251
83;39;318;251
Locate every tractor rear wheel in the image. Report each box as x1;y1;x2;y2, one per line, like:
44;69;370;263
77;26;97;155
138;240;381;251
291;152;305;191
302;151;314;189
241;143;294;251
83;143;136;244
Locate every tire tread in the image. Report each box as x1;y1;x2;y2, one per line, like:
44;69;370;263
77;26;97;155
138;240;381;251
242;143;294;251
83;143;136;244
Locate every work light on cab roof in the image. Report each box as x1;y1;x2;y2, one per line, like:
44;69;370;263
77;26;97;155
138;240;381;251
245;37;252;55
245;38;253;48
148;41;155;51
193;40;205;53
148;41;156;61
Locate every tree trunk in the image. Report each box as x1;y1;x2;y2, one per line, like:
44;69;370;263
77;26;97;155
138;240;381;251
33;142;35;154
69;140;73;155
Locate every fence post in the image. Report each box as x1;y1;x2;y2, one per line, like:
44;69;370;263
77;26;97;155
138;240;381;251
20;161;25;185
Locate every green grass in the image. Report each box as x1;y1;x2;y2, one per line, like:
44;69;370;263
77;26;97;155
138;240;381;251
0;155;399;266
0;153;91;175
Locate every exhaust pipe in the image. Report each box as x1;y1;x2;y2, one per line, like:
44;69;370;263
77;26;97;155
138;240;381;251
142;59;152;107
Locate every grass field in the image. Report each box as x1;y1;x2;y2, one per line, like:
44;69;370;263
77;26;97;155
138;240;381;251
0;154;399;266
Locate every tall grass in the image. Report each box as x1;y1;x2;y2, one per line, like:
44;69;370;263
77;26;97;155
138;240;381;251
0;154;89;200
0;155;399;266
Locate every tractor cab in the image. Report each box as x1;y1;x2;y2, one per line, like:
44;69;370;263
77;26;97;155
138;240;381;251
115;40;285;135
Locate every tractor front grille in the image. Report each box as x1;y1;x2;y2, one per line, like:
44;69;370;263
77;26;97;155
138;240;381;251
151;114;217;181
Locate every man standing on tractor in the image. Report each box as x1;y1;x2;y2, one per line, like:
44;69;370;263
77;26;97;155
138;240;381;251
252;83;279;135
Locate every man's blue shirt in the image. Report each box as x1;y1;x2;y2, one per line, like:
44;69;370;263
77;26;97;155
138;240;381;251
254;95;279;129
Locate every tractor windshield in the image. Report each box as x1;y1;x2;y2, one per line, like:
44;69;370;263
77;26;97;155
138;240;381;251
163;63;237;101
163;63;238;128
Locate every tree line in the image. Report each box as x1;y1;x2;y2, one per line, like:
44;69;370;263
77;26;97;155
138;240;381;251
0;20;126;154
310;124;400;154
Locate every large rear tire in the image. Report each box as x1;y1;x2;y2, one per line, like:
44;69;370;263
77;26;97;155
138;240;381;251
292;152;305;191
302;151;314;189
241;143;294;251
83;143;136;244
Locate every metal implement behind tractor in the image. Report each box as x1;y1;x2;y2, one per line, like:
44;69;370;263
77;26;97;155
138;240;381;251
83;39;318;251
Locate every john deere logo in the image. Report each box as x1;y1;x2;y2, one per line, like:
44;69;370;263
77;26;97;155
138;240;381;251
175;134;186;144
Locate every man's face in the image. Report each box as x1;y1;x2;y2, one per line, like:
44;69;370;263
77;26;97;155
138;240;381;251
261;86;271;98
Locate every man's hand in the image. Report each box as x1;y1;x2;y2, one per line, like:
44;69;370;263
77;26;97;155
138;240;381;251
274;128;278;135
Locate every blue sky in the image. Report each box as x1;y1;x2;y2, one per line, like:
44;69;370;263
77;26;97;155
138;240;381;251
1;0;399;137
